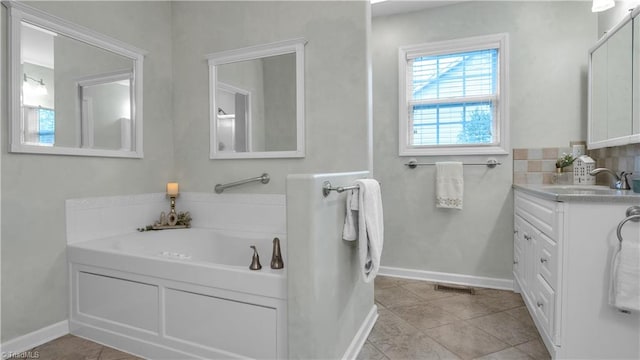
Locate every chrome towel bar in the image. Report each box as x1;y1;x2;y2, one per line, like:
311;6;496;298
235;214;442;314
215;173;270;194
322;181;359;198
405;158;501;169
617;206;640;244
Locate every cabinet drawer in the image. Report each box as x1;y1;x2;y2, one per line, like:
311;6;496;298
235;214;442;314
534;275;556;342
515;191;559;241
537;232;558;290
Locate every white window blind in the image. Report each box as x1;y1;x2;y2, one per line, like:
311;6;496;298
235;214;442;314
398;34;509;156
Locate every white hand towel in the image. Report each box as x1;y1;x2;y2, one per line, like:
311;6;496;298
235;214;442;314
436;162;464;210
354;179;384;283
610;238;640;313
342;189;359;241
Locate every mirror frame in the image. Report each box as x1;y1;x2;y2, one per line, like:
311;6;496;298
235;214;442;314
206;38;306;159
6;1;147;158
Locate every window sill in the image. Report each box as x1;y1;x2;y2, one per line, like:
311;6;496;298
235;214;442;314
399;145;509;157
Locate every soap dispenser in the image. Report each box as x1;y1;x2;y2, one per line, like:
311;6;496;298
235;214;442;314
249;245;262;270
270;237;284;269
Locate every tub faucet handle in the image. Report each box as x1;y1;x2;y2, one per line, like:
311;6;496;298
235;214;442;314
249;245;262;270
270;237;284;269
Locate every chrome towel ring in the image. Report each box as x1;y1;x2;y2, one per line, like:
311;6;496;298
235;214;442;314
616;206;640;244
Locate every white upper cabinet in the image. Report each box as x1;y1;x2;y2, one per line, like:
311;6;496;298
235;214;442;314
588;11;639;149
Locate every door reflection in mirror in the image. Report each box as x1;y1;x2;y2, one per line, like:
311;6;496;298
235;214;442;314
216;83;250;152
216;53;296;153
79;72;132;151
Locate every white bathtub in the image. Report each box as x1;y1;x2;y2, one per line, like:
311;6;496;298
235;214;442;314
67;228;287;359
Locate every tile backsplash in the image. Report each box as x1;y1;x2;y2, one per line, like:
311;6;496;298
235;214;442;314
513;143;640;185
588;143;640;174
513;147;572;185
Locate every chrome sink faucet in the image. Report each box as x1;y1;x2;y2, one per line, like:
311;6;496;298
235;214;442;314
589;168;633;190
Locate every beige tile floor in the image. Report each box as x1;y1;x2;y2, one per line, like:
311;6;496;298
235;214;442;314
10;276;550;360
357;276;551;360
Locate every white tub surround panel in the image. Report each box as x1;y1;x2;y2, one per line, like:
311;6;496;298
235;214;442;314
286;171;376;359
66;192;287;245
68;251;287;359
66;193;167;244
180;192;286;234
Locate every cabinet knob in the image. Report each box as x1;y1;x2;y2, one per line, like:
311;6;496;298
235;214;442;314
524;234;532;241
537;302;544;308
513;260;519;264
540;258;548;263
514;229;519;235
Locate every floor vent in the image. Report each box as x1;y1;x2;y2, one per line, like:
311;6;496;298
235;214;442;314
434;283;476;295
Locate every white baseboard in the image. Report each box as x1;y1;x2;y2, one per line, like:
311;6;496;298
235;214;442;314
0;320;69;356
379;266;514;291
341;305;378;360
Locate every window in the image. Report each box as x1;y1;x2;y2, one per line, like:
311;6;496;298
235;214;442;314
23;106;55;146
37;108;55;145
399;34;509;156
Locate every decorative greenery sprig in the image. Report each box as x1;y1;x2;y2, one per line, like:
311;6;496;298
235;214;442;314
555;153;575;169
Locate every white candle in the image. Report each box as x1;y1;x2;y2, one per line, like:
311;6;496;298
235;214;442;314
166;182;179;196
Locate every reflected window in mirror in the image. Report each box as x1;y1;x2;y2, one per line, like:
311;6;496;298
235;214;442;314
7;2;146;158
207;38;306;159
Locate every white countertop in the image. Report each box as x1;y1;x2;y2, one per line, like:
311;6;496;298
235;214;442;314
513;184;640;203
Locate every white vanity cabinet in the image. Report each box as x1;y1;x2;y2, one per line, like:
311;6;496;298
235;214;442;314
514;189;640;359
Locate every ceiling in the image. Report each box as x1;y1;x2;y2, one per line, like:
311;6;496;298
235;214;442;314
372;0;465;17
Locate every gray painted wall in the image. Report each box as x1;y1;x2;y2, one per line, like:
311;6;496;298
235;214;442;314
1;0;370;345
597;0;640;38
1;1;174;342
171;1;370;193
286;171;374;359
263;54;297;152
372;2;596;280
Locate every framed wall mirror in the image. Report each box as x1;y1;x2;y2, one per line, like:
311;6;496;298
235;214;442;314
207;38;306;159
7;2;146;158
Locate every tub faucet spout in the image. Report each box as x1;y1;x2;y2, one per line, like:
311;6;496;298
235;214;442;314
270;237;284;269
589;168;632;190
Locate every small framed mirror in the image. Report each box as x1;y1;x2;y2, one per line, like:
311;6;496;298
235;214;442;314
7;2;146;158
207;38;306;159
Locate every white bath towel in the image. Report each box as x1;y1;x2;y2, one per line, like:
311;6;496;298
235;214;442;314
342;189;359;241
436;162;464;210
610;238;640;313
342;179;384;283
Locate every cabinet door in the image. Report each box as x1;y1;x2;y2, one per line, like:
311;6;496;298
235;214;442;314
588;17;634;148
534;274;557;343
590;42;608;143
536;231;558;290
514;215;536;303
607;20;633;140
514;215;526;288
634;15;640;135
